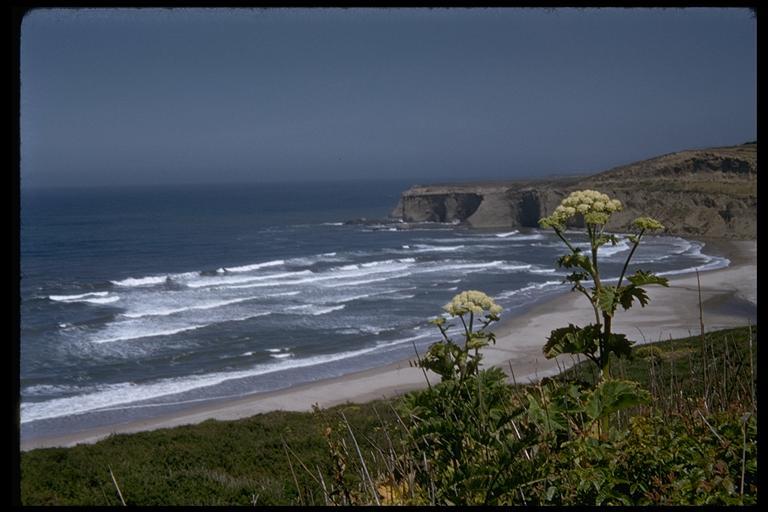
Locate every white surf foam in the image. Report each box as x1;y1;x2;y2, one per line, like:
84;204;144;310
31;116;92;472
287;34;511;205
111;276;169;287
382;293;417;300
498;263;533;272
91;325;210;344
412;244;466;253
285;304;346;316
495;230;520;237
49;291;109;301
597;239;631;257
495;280;565;300
91;312;272;344
326;289;402;304
50;292;119;305
121;295;264;319
186;270;313;289
21;338;426;423
81;296;121;305
656;257;730;277
417;260;506;274
224;260;285;273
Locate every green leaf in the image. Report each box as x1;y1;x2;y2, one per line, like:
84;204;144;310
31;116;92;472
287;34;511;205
543;324;601;359
605;333;634;359
627;270;669;287
565;271;589;284
595;234;619;249
557;251;595;275
585;379;650;420
597;286;618;316
526;393;569;433
617;285;650;310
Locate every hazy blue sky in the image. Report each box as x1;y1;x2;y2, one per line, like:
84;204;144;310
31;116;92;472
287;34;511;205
20;8;756;187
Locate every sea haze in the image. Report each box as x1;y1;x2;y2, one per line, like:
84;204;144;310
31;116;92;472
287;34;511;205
20;182;729;440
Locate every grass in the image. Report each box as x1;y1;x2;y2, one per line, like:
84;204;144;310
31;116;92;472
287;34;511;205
19;325;757;505
20;402;400;505
557;325;757;413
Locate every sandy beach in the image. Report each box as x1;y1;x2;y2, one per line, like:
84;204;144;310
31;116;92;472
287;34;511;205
20;238;756;451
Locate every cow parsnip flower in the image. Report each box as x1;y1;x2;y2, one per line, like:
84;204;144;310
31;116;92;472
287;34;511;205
443;290;502;317
539;189;623;228
633;216;664;231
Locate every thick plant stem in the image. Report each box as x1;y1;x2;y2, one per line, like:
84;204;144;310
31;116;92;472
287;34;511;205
601;312;612;381
617;229;645;289
553;227;578;254
587;223;610;381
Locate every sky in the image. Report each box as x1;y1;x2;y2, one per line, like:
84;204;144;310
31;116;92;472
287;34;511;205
20;8;756;188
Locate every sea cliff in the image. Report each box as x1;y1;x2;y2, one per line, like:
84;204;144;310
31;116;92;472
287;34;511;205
391;143;757;239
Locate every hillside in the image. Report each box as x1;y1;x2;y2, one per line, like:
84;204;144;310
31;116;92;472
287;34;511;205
391;143;757;238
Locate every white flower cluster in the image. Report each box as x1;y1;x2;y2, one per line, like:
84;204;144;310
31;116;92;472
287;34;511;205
443;290;502;317
541;189;622;227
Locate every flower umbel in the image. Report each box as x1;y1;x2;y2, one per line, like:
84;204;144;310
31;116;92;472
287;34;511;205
443;290;502;317
632;216;665;231
539;189;623;228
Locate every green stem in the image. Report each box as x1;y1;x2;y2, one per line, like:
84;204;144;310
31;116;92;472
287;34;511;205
459;314;470;342
588;223;610;381
588;224;601;290
437;323;451;343
574;283;601;326
553;227;579;254
616;228;646;289
601;312;612;380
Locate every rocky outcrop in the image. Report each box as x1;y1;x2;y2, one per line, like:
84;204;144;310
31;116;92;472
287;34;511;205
394;191;484;223
391;143;757;239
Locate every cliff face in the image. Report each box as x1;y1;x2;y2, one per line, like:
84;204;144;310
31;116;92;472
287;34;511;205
391;143;757;239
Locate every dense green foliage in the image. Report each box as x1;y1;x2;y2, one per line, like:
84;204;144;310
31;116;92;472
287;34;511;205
20;403;398;505
395;325;757;506
20;326;757;505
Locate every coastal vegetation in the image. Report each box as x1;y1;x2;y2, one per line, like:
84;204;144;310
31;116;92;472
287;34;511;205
20;191;757;505
19;326;758;505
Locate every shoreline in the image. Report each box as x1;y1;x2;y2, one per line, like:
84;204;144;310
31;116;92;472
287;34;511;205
20;238;757;451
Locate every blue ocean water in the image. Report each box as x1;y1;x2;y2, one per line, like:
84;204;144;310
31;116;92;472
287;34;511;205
19;182;729;440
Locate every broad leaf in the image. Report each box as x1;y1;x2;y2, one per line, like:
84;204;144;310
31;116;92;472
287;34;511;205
557;251;595;275
526;393;569;433
618;285;650;310
543;323;601;359
605;332;634;359
597;286;618;316
584;379;650;420
627;270;669;287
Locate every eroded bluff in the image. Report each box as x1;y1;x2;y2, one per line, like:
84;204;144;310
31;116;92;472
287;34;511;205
391;143;756;239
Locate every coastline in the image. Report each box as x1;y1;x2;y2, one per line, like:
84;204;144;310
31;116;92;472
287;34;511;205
20;238;756;451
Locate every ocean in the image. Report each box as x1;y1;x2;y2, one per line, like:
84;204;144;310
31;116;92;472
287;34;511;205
19;181;729;441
